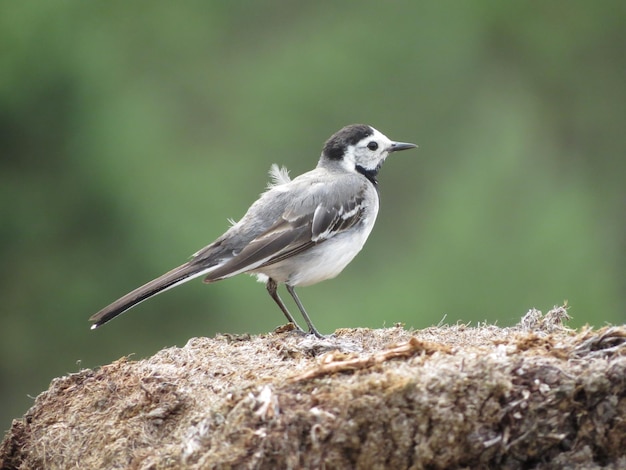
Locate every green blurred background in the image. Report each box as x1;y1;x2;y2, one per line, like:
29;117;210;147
1;1;624;432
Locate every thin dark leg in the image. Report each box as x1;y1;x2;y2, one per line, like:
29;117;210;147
286;284;325;338
266;279;304;332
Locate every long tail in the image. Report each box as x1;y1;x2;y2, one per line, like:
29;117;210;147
89;262;215;329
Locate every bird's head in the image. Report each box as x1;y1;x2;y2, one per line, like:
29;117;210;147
320;124;417;183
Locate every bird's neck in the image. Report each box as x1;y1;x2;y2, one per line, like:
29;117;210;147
355;165;378;186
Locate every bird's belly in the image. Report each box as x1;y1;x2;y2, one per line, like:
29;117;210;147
255;221;375;287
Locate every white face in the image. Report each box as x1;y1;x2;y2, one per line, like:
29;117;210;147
340;127;395;173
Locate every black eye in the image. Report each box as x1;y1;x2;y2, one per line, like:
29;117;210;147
367;141;378;151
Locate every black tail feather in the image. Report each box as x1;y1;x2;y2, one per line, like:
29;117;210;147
89;262;207;328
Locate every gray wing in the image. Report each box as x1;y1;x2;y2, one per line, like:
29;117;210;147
203;179;368;282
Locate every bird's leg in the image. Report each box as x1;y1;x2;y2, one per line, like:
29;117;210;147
266;279;304;332
285;284;325;338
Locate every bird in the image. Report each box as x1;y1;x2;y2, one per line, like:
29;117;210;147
89;124;417;337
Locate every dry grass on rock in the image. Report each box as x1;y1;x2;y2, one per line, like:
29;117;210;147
2;307;626;469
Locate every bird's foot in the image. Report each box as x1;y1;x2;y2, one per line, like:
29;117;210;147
273;323;329;339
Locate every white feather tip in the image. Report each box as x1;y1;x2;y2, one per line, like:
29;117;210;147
267;164;291;188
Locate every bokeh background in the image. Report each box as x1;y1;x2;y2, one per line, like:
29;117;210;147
1;1;624;432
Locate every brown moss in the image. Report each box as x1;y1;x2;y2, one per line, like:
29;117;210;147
2;307;626;469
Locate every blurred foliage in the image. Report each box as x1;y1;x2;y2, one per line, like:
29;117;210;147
1;1;624;431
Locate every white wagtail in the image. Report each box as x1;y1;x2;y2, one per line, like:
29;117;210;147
89;124;417;337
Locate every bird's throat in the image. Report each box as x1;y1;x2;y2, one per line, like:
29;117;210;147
355;165;378;186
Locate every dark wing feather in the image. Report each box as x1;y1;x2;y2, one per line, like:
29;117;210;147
311;198;364;241
204;216;311;281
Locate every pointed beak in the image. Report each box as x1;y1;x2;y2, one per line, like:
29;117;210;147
389;141;418;153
